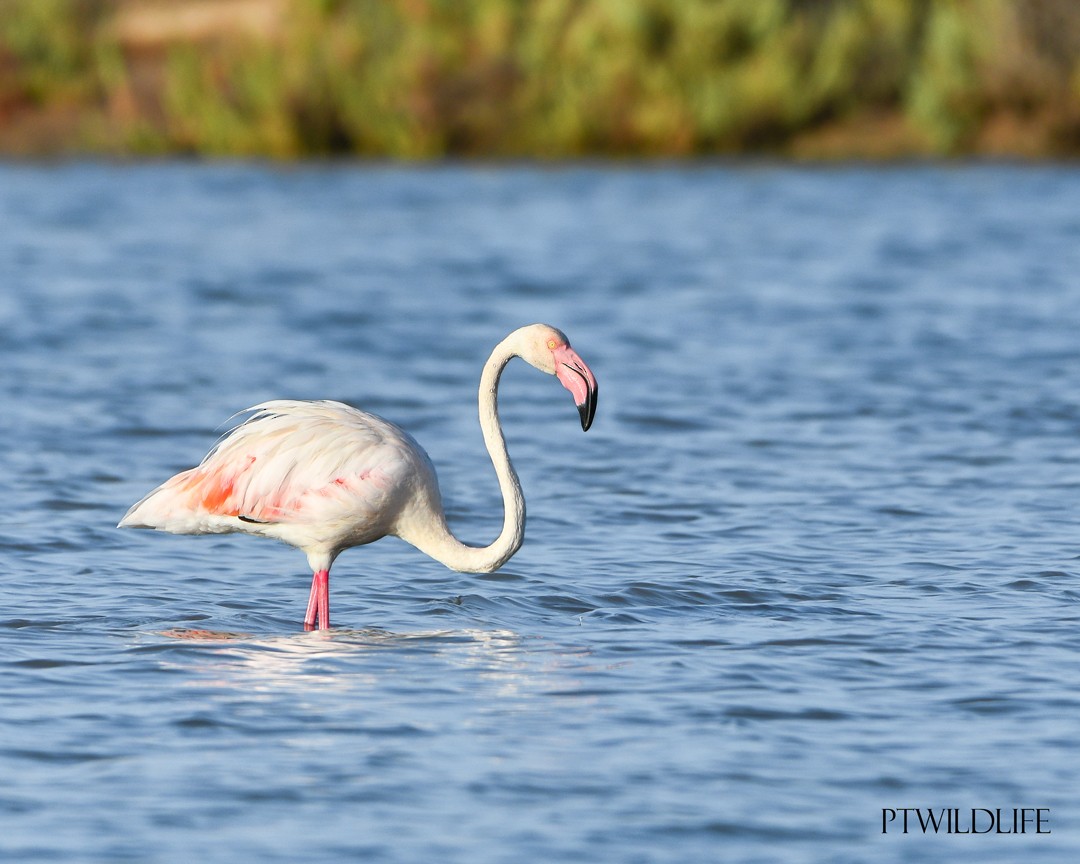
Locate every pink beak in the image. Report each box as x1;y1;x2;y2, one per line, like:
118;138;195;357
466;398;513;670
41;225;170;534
553;344;598;431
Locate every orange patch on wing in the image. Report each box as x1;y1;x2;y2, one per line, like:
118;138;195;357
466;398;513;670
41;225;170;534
191;455;260;516
198;469;238;515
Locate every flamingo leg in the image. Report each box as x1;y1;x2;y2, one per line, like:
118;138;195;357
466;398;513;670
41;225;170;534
303;569;330;631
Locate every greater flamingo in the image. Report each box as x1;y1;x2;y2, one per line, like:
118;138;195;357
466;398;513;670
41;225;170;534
119;324;598;630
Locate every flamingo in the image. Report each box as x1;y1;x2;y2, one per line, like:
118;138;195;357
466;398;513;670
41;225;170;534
119;323;598;631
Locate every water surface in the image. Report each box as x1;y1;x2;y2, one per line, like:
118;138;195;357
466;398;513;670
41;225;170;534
2;163;1080;862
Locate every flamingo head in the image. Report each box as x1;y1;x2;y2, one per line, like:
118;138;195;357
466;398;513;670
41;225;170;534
515;324;598;431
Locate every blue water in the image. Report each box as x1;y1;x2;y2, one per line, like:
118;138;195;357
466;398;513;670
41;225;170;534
2;162;1080;863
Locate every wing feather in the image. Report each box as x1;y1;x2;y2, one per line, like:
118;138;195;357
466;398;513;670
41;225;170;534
119;400;435;547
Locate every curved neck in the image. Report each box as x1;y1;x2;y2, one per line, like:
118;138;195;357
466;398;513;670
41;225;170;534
406;335;525;573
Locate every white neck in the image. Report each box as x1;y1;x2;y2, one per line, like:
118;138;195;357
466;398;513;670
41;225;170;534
401;334;525;573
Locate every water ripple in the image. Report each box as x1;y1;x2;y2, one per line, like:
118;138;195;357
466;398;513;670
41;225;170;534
3;164;1080;863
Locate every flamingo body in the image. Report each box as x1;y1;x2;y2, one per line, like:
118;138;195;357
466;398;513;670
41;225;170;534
119;324;598;630
121;401;439;567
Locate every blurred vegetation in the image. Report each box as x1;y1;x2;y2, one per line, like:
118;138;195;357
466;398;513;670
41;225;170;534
1;0;1079;157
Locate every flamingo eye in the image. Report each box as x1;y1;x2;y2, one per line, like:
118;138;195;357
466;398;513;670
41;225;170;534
547;339;558;350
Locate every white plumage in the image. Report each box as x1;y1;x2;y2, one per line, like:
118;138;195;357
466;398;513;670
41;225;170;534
119;324;598;630
121;400;435;554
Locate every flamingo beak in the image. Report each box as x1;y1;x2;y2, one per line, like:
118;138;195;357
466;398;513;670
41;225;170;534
553;344;598;431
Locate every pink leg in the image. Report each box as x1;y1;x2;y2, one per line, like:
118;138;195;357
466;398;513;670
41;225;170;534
317;569;330;629
303;569;330;631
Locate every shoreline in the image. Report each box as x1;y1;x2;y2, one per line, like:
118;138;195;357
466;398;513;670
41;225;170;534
2;0;1079;160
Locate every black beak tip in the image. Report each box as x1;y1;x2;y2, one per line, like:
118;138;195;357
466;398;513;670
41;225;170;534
577;387;597;432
